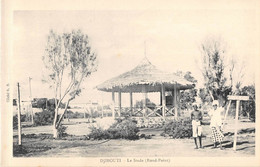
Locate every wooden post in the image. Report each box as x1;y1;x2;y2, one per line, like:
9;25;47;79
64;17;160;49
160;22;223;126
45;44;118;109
161;84;166;118
90;101;93;122
172;90;174;106
101;100;104;118
118;90;121;117
177;89;180;113
100;92;104;118
227;95;249;151
130;91;133;116
46;99;48;109
142;85;147;117
66;109;69;122
112;91;115;118
233;100;240;151
17;83;22;145
160;90;162;106
84;104;87;119
174;83;177;120
29;77;34;124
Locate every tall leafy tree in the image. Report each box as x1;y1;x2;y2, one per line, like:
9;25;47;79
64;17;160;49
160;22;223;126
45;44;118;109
43;30;97;138
199;37;231;106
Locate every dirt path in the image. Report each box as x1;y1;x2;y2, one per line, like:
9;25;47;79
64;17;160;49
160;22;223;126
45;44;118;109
14;127;255;157
18;134;254;157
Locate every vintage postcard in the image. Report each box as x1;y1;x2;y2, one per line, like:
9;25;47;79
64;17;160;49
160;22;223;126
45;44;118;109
1;0;260;166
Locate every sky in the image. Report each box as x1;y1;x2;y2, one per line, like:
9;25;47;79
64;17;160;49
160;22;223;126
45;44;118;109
12;8;258;105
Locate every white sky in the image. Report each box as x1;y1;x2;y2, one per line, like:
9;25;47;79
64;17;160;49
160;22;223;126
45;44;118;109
12;9;258;105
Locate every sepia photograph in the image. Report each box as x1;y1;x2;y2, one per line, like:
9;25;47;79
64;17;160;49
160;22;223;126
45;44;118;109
1;0;260;166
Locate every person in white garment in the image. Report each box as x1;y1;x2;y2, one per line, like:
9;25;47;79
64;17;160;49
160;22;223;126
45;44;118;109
209;100;224;149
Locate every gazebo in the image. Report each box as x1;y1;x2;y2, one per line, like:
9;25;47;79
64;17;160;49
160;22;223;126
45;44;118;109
96;57;195;119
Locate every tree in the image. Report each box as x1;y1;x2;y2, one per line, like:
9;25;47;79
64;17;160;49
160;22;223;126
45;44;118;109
175;71;197;110
43;29;97;138
32;98;48;109
239;85;255;121
199;37;231;106
198;88;212;104
228;56;246;95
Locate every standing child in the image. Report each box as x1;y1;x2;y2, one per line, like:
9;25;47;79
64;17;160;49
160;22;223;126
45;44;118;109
191;103;203;149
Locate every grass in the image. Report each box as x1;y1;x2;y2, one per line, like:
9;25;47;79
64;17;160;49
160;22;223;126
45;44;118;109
13;133;111;157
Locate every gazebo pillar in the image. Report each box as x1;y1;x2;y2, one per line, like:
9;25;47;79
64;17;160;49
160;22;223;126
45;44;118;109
118;90;121;117
130;91;133;116
101;100;104;118
112;91;115;118
160;91;162;105
174;83;178;120
161;84;166;118
177;89;180;113
142;85;147;117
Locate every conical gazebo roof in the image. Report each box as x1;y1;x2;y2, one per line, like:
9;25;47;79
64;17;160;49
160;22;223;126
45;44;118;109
96;57;195;93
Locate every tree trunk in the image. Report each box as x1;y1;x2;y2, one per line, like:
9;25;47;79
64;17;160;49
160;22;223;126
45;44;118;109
53;125;58;139
53;107;59;129
55;100;71;129
66;109;70;122
208;89;214;101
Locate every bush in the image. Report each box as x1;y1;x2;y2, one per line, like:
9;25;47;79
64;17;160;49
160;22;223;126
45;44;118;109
57;125;68;138
241;85;255;121
88;118;139;140
65;110;86;119
163;118;192;138
88;126;112;140
108;119;139;140
13;114;29;129
34;109;55;126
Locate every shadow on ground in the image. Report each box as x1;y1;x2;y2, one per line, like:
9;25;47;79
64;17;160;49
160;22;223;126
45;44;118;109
224;128;255;136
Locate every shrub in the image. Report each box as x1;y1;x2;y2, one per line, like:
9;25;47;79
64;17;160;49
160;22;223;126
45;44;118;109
65;110;86;119
57;125;68;138
163;118;192;138
88;118;139;140
241;85;255;121
88;126;112;140
108;119;139;140
34;109;55;126
13;114;28;129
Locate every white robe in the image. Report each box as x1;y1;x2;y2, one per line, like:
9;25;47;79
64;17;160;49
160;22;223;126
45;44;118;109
209;108;223;127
